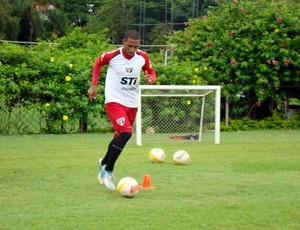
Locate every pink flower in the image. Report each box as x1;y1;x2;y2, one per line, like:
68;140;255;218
284;60;290;65
232;0;237;4
228;31;233;37
272;60;278;65
255;102;261;107
277;17;283;23
206;42;212;47
266;60;271;65
231;60;236;66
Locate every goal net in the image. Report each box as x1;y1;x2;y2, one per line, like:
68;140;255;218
135;85;221;145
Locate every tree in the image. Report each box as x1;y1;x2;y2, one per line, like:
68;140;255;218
32;6;67;40
167;0;300;118
0;0;19;40
1;0;217;43
60;0;101;27
92;0;136;43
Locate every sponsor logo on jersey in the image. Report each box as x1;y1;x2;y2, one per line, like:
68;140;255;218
116;117;125;126
120;77;138;85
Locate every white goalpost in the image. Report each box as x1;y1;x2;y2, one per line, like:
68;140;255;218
136;85;221;145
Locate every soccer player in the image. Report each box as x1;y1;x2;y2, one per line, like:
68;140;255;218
87;30;156;190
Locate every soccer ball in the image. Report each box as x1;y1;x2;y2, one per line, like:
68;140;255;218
149;148;166;163
117;177;139;198
173;150;190;165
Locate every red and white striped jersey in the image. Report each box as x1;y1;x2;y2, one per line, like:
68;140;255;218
92;48;156;108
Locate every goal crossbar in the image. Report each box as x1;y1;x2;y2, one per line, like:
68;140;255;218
136;85;221;145
141;91;213;98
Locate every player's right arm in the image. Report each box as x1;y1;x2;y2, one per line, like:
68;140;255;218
88;53;109;101
88;57;101;100
88;50;118;101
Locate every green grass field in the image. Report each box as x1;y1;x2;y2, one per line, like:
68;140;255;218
1;130;300;230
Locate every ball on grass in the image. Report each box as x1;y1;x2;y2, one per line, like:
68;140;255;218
149;148;166;163
117;177;139;198
173;150;190;165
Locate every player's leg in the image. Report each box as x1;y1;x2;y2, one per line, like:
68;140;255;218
101;104;135;168
98;132;119;185
106;107;137;168
102;106;137;170
127;106;138;130
99;102;135;190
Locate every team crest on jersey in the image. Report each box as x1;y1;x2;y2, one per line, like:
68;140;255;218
116;117;125;126
126;67;133;73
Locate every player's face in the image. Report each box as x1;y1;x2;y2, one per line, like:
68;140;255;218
122;38;140;56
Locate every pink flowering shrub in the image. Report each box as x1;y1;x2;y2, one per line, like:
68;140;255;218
167;0;300;117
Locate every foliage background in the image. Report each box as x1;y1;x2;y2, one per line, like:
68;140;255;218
167;0;300;118
0;0;217;43
0;28;114;133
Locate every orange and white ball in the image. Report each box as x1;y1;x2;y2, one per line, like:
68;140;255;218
117;177;139;198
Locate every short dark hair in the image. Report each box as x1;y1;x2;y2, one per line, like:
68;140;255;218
124;30;140;40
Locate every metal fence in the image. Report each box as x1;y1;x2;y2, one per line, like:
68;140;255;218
0;103;112;135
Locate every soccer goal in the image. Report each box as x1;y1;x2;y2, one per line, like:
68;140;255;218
136;85;221;145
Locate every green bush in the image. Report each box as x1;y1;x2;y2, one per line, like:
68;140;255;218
221;112;300;131
0;28;113;133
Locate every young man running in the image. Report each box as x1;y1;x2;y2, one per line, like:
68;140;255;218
88;30;156;190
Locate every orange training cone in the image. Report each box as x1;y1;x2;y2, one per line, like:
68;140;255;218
140;174;155;189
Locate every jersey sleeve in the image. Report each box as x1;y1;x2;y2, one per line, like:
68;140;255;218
91;56;103;85
91;51;115;85
142;53;156;82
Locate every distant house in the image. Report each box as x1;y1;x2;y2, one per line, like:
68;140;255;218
33;2;56;11
33;2;56;21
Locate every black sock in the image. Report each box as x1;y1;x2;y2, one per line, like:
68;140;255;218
101;140;114;166
103;132;132;171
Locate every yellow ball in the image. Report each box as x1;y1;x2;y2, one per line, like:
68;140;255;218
149;148;165;163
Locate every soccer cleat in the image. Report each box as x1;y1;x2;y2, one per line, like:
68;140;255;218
102;170;116;191
97;159;105;185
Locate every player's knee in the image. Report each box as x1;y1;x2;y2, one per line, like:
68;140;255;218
118;132;132;143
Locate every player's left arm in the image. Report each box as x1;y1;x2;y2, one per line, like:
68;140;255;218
142;54;156;84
